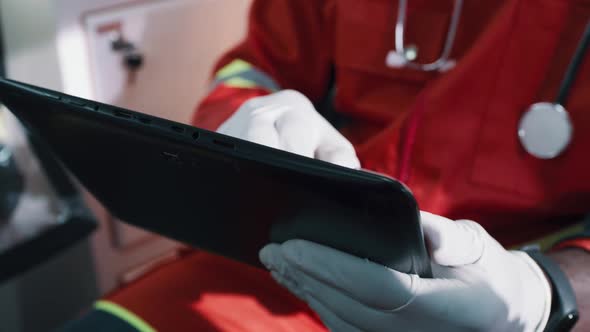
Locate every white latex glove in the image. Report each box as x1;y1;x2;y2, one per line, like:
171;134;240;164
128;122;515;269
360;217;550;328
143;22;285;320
218;90;360;169
259;212;552;332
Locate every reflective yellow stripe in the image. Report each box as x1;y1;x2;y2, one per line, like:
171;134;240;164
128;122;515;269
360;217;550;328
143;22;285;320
513;222;585;251
221;77;259;89
213;59;279;91
94;300;157;332
215;59;252;80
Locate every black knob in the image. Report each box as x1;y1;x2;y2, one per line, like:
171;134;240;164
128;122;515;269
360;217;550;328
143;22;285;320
124;52;144;71
111;36;134;52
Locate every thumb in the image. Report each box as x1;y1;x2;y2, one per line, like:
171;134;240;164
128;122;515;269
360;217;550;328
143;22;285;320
316;122;361;169
420;211;486;267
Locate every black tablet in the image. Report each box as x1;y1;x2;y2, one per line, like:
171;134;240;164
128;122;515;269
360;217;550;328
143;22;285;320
0;78;431;277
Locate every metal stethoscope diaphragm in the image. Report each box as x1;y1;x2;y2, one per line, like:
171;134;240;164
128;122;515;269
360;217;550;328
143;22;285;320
386;0;589;159
518;21;589;159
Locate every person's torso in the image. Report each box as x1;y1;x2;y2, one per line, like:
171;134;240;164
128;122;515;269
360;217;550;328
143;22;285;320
328;0;590;245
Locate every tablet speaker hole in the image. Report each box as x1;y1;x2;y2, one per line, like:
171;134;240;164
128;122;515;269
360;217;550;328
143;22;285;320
114;110;132;119
87;103;100;111
161;151;179;161
213;139;235;150
139;117;152;124
171;125;185;133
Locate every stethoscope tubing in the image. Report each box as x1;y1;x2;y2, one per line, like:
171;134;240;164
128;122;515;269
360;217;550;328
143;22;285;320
556;21;590;106
393;0;464;71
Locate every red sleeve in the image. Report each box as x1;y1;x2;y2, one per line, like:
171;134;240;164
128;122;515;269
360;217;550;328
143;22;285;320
191;0;333;131
191;86;269;131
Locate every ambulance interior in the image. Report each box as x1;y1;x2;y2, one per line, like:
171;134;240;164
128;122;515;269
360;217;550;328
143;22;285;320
0;1;252;331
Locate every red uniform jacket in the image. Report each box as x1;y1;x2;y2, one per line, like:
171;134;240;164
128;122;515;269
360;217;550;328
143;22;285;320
194;0;590;246
106;1;590;331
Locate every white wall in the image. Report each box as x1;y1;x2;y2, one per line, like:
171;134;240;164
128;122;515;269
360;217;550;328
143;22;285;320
0;0;63;89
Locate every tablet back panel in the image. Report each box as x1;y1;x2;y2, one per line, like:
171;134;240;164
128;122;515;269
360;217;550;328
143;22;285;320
0;78;431;277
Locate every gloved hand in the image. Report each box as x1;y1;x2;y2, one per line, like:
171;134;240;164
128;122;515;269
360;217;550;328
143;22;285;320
259;212;552;332
218;90;360;169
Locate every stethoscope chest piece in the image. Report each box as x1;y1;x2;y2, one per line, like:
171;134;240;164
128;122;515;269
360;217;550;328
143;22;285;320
518;102;573;159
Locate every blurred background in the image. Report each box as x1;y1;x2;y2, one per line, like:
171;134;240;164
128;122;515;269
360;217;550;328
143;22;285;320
0;1;251;331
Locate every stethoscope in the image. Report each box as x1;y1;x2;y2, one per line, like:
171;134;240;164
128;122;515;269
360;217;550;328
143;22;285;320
385;0;463;72
386;0;590;159
518;22;589;159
